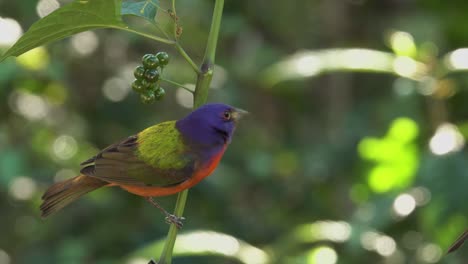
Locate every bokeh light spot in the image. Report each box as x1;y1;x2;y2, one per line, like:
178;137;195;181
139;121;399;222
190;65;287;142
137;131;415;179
417;243;442;263
9;176;37;201
393;193;416;217
102;77;130;102
389;31;417;57
293;54;322;77
12;92;48;120
447;48;468;70
393;78;415;96
179;231;240;255
36;0;60;18
176;85;195;108
359;117;419;193
361;231;379;250
367;166;395;193
16;47;50;71
388;118;419;143
293;221;352;244
0;17;23;46
0;249;10;264
211;65;228;89
52;135;78;160
237;246;269;264
409;187;431;206
307;246;337;264
418;76;437;96
393;56;418;78
174;231;269;264
429;123;465;155
375;235;396;256
70;31;99;56
261;49;395;87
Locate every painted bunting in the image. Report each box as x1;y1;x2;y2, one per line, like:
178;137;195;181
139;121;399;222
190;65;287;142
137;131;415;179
40;103;247;228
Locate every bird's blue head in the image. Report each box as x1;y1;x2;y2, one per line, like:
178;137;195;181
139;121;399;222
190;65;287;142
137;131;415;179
176;103;248;146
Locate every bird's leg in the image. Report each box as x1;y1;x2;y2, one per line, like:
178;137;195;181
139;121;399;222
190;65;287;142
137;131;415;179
145;197;185;229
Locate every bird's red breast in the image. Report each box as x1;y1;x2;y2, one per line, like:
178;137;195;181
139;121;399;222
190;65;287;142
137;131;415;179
118;145;227;197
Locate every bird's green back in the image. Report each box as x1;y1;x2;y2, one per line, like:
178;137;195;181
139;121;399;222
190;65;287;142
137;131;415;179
136;121;191;170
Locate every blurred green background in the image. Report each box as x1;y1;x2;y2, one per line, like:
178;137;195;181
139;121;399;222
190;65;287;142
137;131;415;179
1;0;468;263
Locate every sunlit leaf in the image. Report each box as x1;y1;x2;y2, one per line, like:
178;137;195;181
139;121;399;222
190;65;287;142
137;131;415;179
260;49;428;87
128;230;270;264
388;31;417;57
122;0;159;22
0;0;125;62
358;118;419;193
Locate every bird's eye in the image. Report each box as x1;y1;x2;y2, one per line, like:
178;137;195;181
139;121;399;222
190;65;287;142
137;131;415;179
223;111;232;120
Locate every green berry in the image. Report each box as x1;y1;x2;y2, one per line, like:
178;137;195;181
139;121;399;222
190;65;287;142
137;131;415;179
147;83;158;92
156;52;170;66
134;66;146;79
140;79;151;89
144;68;160;82
155;87;166;100
142;54;159;69
140;91;156;104
142;54;152;61
131;79;144;93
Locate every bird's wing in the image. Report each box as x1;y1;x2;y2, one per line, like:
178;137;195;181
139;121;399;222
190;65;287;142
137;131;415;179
80;121;195;187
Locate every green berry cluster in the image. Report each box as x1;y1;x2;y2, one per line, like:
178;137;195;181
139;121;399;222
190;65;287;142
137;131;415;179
132;52;170;104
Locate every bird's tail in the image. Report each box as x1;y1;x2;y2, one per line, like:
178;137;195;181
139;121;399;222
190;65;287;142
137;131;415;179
40;175;107;217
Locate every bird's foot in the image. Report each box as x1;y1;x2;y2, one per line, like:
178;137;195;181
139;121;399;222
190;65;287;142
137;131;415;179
165;214;185;229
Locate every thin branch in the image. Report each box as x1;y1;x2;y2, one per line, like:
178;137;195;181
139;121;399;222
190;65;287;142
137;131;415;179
175;42;200;73
203;0;224;64
155;1;225;263
157;190;189;264
171;0;178;39
118;26;175;45
160;78;194;93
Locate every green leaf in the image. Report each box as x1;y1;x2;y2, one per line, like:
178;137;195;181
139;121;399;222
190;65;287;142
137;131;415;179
0;0;126;62
121;0;159;22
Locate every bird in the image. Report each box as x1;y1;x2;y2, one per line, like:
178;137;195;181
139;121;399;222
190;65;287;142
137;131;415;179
447;230;468;254
40;103;247;228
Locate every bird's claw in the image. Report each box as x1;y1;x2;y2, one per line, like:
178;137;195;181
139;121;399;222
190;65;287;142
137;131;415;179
165;214;185;229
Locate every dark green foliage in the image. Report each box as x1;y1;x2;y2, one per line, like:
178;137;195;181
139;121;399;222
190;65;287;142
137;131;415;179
0;0;125;62
121;0;160;22
1;0;468;263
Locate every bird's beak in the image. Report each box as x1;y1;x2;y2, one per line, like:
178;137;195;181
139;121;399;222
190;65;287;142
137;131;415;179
232;108;249;121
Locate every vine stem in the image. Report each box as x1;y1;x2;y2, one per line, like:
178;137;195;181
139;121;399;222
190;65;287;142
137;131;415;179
171;0;178;39
120;28;198;74
155;0;225;263
175;43;200;73
119;27;175;45
160;78;194;93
